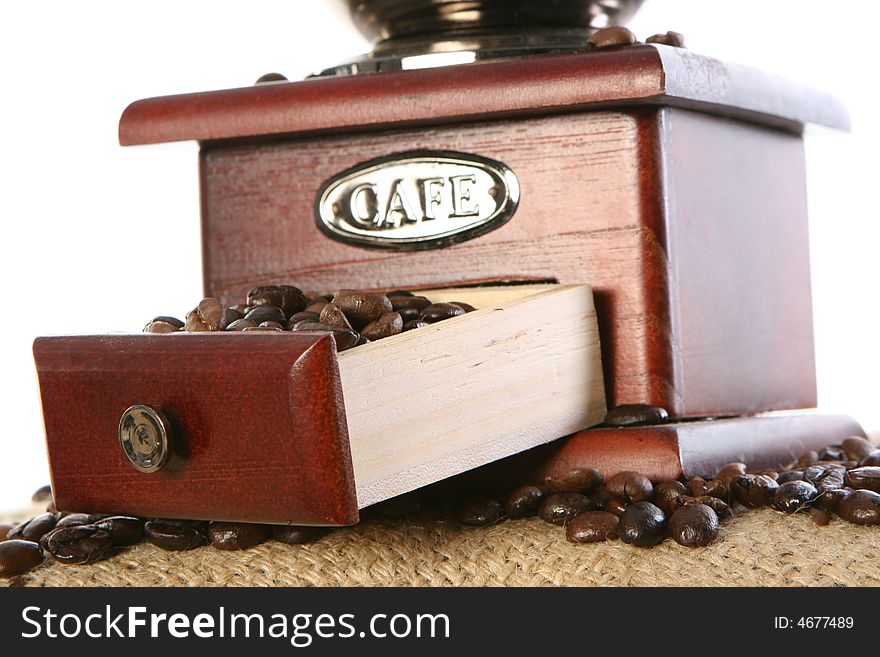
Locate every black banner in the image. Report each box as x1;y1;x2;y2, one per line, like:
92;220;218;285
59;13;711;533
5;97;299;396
0;587;875;653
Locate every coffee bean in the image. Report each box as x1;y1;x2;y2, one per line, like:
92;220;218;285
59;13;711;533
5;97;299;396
397;307;421;323
31;484;53;503
715;462;747;485
808;508;833;526
230;304;250;315
242;325;284;332
386;290;414;298
226;318;257;331
538;493;597;525
420;303;466;323
0;540;43;577
331;290;393;328
772;480;818;513
645;31;685;47
0;523;13;541
197;298;225;329
842;436;874;462
289;311;320;325
543;467;603;494
602;404;668;427
319;303;355;330
361;312;404;341
449;301;476;313
55;513;98;529
44;526;113;564
152;316;185;329
757;470;779;480
602;494;629;517
668;504;719;547
16;513;58;542
403;320;430;331
208;522;270;550
91;517;144;546
504;485;547;519
144;519;208;551
291;322;359;351
653;481;689;514
686;477;727;499
389;295;431;312
730;474;778;508
247;285;308;317
804;463;846;493
618;502;667;547
356;335;371;346
255;72;288;84
605;471;653;502
566;511;619;543
860;450;880;467
815;488;852;513
818;445;847;461
245;304;286;325
777;471;804;484
836;490;880;525
796;451;819;468
845;466;880;493
673;495;732;520
586;26;637;49
258;321;283;329
456;498;502;526
270;525;327;545
305;301;328;314
144;320;180;334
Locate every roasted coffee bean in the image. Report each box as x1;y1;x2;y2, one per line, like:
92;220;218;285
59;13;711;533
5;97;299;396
0;523;12;541
715;462;747;485
772;480;818;513
685;477;727;499
777;471;804;484
289;311;320;325
356;335;371;346
618;502;667;547
144;320;180;334
860;450;880;467
602;404;668;427
257;321;282;329
603;494;629;517
586;26;637;49
361;312;404;341
668;504;719;547
757;470;779;481
804;463;846;493
197;297;225;329
31;485;52;504
15;513;58;542
449;301;476;313
386;290;414;298
331;290;393;328
808;508;833;526
397;307;421;323
245;304;286;325
836;490;880;525
646;31;685;47
673;495;731;520
818;445;847;461
0;540;43;577
255;72;288;84
845;466;880;493
389;295;431;312
505;485;547;519
44;526;113;564
538;493;597;525
55;513;100;529
152;316;185;329
842;436;874;462
796;451;819;468
403;320;430;331
242;326;284;332
653;481;689;514
91;517;144;546
144;519;208;551
270;525;326;545
184;303;213;332
730;474;778;508
208;522;270;550
291;322;359;351
319;303;355;330
605;471;653;503
230;304;250;315
566;511;619;543
420;303;466;323
543;467;603;494
247;285;308;317
456;498;502;526
815;488;852;513
305;301;328;314
226;318;256;331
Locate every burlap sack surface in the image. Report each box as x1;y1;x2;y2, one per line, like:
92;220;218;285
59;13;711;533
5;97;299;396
4;507;879;587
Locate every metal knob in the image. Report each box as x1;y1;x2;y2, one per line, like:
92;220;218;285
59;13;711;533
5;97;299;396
118;405;171;473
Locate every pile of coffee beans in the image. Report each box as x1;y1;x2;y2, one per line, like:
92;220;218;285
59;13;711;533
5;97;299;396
453;434;880;548
143;284;476;352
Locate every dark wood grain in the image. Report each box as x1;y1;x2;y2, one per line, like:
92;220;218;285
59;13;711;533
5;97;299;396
118;45;848;146
197;107;817;418
33;333;358;526
446;413;866;489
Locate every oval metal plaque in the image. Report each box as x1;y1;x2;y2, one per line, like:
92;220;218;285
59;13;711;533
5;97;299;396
316;151;520;251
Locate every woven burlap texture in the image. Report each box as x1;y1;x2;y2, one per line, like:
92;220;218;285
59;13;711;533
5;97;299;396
5;508;880;587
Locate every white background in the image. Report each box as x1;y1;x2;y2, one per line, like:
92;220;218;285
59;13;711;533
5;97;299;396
1;0;877;511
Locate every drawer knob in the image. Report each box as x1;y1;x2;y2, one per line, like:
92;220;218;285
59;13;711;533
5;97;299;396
118;404;170;473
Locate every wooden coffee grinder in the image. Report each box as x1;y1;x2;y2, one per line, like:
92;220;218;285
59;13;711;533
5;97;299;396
36;0;866;523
